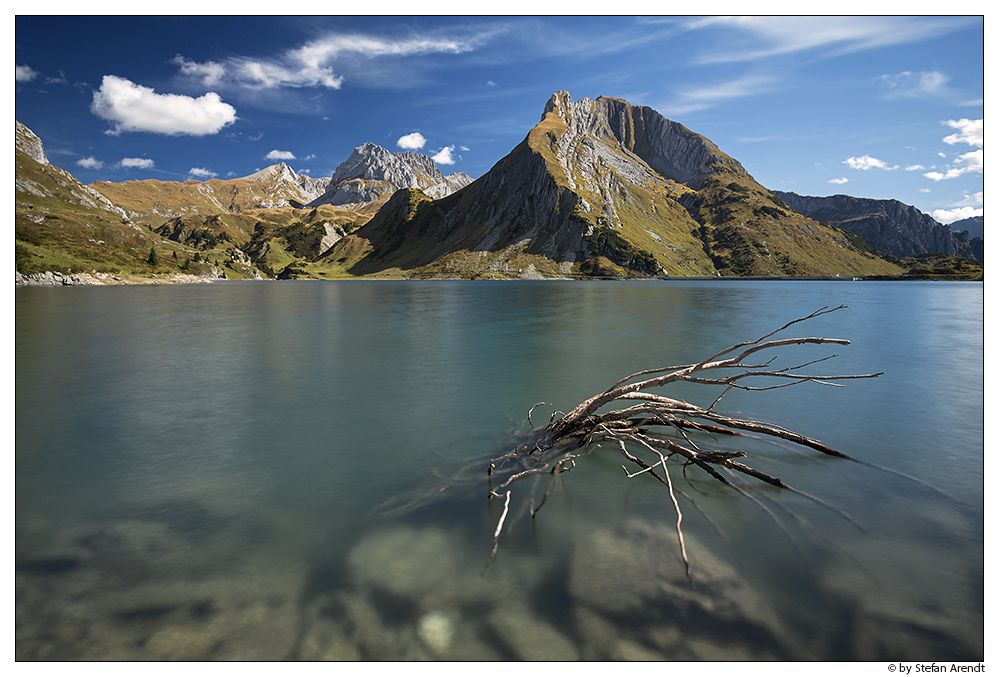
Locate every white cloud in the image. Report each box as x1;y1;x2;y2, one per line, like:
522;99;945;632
235;59;343;90
16;64;38;82
930;191;983;224
91;75;237;136
432;145;457;165
932;206;983;224
923;149;983;181
76;156;103;169
942;118;983;148
905;165;926;171
266;149;296;160
879;70;955;100
188;167;218;178
171;55;226;87
828;177;849;184
397;132;427;150
844;155;896;171
121;157;154;169
459;145;470;151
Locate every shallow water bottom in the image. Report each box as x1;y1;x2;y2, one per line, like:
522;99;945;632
15;280;984;661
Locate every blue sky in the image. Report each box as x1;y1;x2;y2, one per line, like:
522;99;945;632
15;14;984;224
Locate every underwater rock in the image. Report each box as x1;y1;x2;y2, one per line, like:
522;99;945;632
417;611;453;655
568;518;801;660
346;525;461;607
486;603;580;661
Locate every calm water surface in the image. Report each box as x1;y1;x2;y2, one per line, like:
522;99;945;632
15;280;983;660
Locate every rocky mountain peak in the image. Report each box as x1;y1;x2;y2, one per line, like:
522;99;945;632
242;162;299;184
539;91;739;188
16;121;49;166
330;142;445;188
308;142;471;209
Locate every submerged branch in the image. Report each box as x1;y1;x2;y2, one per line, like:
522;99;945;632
483;306;895;571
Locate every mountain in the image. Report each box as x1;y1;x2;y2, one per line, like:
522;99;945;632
241;162;330;206
775;191;982;263
16;121;125;218
950;215;984;241
308;92;902;279
15;120;192;280
306;142;473;209
88;145;471;229
15;120;318;281
90;163;332;227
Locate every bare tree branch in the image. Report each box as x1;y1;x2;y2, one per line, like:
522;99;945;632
483;306;894;572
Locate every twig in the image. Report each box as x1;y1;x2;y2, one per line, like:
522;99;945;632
486;490;512;567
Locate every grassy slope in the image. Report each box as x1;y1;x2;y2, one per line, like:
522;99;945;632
693;172;903;276
15;149;213;277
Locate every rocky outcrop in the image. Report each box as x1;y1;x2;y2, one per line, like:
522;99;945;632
16;121;126;218
776;191;982;262
241;162;330;206
544;91;740;188
307;143;472;209
425;172;474;199
568;518;806;660
950;215;983;240
15;121;48;165
15;271;94;286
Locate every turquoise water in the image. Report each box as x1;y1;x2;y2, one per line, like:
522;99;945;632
15;280;983;660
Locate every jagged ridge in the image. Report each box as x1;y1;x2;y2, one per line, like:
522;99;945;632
306;142;473;209
775;191;983;263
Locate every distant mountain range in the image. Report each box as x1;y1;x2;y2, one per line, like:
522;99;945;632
950;215;984;241
774;192;983;263
14;93;983;283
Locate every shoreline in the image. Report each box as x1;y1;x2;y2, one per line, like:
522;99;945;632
14;270;228;287
15;271;983;287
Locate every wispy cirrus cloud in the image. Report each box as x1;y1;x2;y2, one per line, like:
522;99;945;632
663;72;781;117
686;16;971;64
173;30;486;93
879;70;957;101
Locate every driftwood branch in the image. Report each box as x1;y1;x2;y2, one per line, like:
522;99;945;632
485;305;887;571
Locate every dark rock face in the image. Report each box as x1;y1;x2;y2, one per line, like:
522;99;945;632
950;215;983;240
776;192;982;262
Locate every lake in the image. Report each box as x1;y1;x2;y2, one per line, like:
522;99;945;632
15;279;984;661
